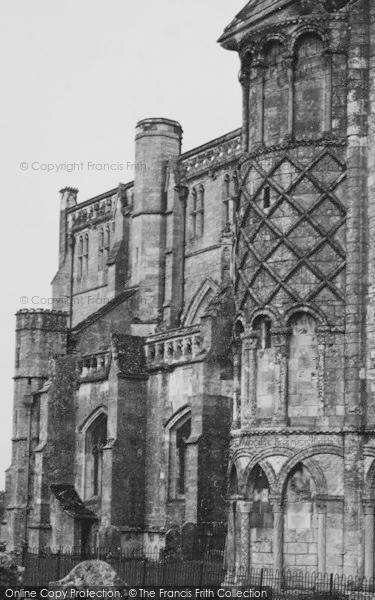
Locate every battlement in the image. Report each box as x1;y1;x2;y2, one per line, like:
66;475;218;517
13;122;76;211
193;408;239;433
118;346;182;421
16;309;68;332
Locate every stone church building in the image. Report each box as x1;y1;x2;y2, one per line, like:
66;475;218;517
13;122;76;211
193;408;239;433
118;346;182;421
4;0;375;579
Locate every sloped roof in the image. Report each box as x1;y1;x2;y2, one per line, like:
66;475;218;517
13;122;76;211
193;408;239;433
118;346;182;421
51;485;98;521
219;0;291;44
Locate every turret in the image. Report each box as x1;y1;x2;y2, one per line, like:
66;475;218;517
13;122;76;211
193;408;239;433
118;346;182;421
132;118;183;323
58;187;78;268
4;309;68;550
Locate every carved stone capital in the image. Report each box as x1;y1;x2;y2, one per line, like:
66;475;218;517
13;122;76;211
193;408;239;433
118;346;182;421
237;500;252;514
242;332;259;351
363;500;375;516
270;497;283;513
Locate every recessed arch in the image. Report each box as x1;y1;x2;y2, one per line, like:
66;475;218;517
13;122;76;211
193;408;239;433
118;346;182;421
164;405;191;431
183;278;220;326
249;306;281;328
276;449;333;498
165;406;192;500
290;26;327;55
244;460;277;498
283;303;328;328
79;405;108;434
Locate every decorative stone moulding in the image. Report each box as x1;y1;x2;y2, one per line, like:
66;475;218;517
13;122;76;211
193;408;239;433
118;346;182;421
181;135;242;178
76;351;111;381
145;327;204;370
70;197;115;231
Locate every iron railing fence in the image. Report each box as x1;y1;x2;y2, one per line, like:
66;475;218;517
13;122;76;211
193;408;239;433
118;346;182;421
13;550;375;598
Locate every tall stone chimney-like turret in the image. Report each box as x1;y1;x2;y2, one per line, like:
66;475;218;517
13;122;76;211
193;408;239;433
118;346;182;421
132;118;183;324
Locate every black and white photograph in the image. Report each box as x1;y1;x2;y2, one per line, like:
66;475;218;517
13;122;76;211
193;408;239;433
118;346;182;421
1;0;373;597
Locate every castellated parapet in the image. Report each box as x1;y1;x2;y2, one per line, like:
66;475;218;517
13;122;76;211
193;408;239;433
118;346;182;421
15;309;68;379
16;309;68;331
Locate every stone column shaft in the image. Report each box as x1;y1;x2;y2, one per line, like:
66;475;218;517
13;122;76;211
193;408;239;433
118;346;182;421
317;503;327;575
272;329;289;426
238;501;251;577
232;342;241;429
240;73;250;153
285;55;295;138
324;51;333;135
241;334;258;426
363;501;375;580
272;501;283;573
255;62;265;145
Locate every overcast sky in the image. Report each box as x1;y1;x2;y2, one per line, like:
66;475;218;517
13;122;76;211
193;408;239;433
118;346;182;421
0;0;245;488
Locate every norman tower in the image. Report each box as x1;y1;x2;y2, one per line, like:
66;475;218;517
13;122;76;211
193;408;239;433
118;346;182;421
219;0;375;579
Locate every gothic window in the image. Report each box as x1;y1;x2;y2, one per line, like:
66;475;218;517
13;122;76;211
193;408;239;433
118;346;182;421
168;412;191;499
104;225;110;266
294;34;325;139
223;174;231;225
247;465;273;528
233;171;239;197
85;413;107;499
78;235;83;279
98;228;104;271
191;186;204;238
288;312;319;419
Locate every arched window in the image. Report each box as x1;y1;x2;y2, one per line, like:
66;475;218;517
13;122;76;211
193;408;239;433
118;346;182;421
253;316;272;350
233;171;239;197
168;412;192;499
294;34;325;139
98;228;104;271
190;186;204;238
247;465;273;528
263;41;288;144
104;225;110;266
85;413;107;498
288;312;319;420
223;174;231;225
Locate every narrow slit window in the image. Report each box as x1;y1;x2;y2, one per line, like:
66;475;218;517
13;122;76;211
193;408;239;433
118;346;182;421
263;186;271;209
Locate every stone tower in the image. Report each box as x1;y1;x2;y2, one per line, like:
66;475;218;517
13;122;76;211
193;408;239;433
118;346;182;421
219;0;375;579
5;310;68;550
132;118;183;324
